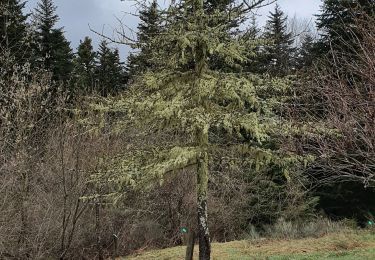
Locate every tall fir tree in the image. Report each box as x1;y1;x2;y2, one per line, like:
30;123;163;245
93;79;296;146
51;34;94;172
33;0;73;81
73;36;97;94
243;15;260;40
0;0;31;62
90;1;311;259
126;0;162;79
50;28;74;81
242;15;263;73
262;4;295;76
316;0;375;55
296;33;316;70
96;40;125;96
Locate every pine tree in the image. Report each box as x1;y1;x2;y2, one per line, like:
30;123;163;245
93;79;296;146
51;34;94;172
96;40;112;96
33;0;73;81
262;4;295;76
242;15;263;73
110;48;125;93
73;36;97;94
50;28;74;81
296;33;316;70
0;0;30;62
33;0;58;68
316;0;375;54
96;40;125;96
126;0;161;78
244;15;260;40
90;1;311;259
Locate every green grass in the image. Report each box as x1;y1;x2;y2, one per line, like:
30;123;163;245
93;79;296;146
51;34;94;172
124;231;375;259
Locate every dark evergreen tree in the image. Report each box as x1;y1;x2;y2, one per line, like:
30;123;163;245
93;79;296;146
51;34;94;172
125;52;138;80
96;40;112;96
126;0;161;78
296;33;317;70
33;0;58;67
262;4;295;76
242;15;263;73
73;36;97;94
244;15;260;40
0;0;31;62
110;48;125;93
49;28;74;81
96;40;125;96
316;0;375;55
33;0;73;81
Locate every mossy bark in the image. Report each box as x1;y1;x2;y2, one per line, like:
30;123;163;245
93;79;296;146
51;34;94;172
194;0;210;256
195;120;210;259
197;149;210;260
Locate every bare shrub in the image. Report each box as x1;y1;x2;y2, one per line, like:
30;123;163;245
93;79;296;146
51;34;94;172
262;217;352;239
304;12;375;188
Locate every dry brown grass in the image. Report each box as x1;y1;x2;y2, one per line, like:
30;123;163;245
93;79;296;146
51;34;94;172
125;230;375;259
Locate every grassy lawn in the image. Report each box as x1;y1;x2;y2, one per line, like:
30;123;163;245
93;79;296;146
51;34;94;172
124;231;375;259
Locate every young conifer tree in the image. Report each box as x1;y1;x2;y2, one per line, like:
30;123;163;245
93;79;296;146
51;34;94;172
0;0;29;60
262;4;295;76
90;1;310;259
316;0;374;55
73;36;97;94
242;15;263;73
126;0;162;78
96;40;125;96
296;33;316;70
33;0;73;81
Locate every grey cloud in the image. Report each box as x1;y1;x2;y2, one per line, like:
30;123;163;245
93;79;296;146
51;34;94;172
256;0;322;25
25;0;322;60
26;0;136;58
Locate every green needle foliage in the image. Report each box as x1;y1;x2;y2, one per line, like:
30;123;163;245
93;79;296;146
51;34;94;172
73;36;97;94
96;40;126;96
316;0;375;55
0;0;30;62
87;1;313;259
33;0;73;82
126;0;162;78
262;4;295;76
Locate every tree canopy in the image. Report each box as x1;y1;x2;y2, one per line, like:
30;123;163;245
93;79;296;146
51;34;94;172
89;1;311;259
33;0;73;81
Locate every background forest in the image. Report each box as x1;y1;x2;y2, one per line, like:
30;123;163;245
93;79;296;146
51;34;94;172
0;0;374;259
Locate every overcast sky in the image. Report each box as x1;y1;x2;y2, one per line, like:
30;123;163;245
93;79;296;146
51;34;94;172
25;0;323;59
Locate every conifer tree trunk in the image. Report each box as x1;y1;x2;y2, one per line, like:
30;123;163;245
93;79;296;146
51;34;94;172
195;116;210;259
197;150;210;260
194;0;210;257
